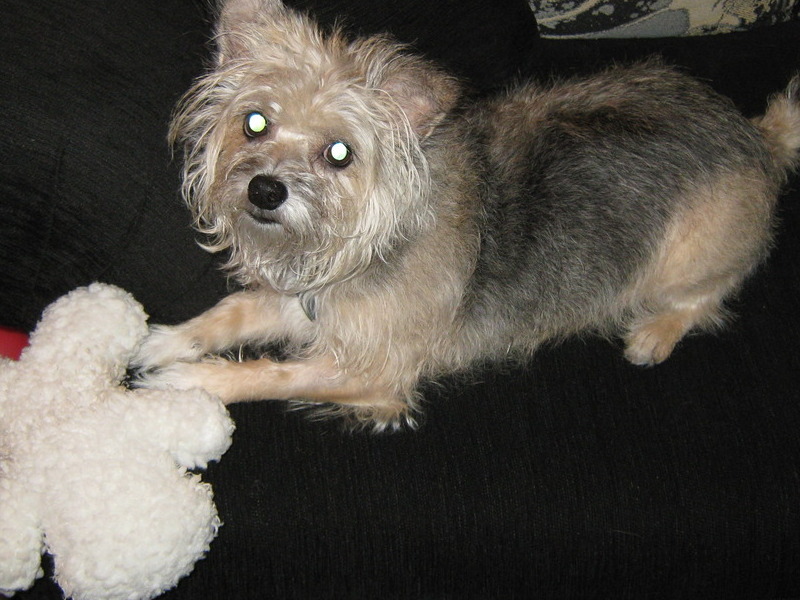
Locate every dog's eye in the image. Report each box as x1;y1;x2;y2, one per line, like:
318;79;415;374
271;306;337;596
323;141;353;168
244;111;269;138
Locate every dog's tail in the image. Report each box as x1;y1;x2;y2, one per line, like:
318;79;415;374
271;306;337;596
755;74;800;176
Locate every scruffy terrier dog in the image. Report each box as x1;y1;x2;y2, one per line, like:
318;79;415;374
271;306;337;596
135;0;800;430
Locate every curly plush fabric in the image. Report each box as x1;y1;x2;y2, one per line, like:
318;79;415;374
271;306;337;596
0;284;234;600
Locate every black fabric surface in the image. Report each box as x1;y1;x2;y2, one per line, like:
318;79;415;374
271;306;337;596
0;0;229;330
2;1;800;599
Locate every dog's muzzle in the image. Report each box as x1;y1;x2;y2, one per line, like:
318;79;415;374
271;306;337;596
248;175;288;211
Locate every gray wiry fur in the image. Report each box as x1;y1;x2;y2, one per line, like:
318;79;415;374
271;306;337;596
462;65;779;354
134;0;800;431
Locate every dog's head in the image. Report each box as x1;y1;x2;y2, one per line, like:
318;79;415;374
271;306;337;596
171;0;460;293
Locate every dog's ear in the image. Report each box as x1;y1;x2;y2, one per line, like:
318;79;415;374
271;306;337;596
379;59;462;140
216;0;285;63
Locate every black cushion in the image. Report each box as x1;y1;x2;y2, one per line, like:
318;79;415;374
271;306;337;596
0;1;228;330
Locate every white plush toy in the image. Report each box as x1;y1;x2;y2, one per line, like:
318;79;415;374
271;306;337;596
0;283;235;600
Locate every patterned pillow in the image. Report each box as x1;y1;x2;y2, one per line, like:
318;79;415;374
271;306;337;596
530;0;800;37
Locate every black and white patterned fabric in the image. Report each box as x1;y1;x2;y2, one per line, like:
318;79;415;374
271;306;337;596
530;0;800;37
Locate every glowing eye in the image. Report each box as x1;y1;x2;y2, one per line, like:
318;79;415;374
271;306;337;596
244;111;269;138
323;141;353;167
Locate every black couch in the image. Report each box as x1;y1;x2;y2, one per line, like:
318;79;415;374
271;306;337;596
2;1;800;598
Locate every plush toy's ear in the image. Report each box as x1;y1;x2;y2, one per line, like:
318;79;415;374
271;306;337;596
24;284;148;389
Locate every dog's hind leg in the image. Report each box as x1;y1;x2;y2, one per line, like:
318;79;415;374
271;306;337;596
624;292;731;366
622;170;776;366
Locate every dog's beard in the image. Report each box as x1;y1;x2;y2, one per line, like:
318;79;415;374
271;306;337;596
199;172;422;294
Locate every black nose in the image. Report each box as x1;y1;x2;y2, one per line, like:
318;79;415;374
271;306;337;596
248;175;288;211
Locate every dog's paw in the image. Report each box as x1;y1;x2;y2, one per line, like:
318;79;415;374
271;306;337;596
624;314;687;366
131;324;207;371
132;359;234;401
133;361;209;392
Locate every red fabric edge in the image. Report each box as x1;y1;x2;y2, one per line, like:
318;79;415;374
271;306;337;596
0;327;29;360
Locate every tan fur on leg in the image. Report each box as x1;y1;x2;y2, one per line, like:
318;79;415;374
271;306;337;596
144;354;409;431
134;290;313;368
623;170;776;365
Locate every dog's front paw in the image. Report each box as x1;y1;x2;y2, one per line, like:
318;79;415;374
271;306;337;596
133;359;234;402
132;324;207;371
133;361;210;392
